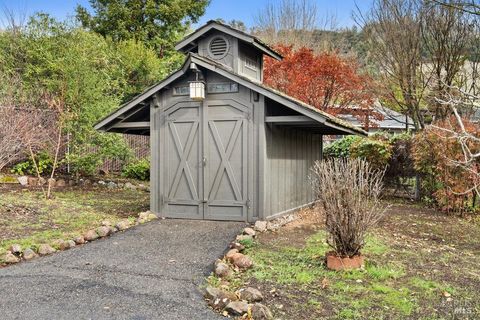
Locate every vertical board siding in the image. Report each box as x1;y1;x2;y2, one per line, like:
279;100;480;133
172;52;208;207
264;125;323;219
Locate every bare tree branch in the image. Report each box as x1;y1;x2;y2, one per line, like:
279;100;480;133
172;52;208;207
430;0;480;16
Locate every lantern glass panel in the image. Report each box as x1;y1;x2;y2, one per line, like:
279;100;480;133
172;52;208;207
189;81;205;100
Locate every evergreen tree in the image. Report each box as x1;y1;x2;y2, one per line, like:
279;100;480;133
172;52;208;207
76;0;209;57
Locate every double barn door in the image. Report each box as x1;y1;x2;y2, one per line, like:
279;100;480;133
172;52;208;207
161;99;252;221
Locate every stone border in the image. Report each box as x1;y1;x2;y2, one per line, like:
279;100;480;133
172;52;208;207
1;211;158;267
203;214;301;319
203;226;274;319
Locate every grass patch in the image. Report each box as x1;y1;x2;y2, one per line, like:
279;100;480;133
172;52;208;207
248;247;327;284
238;237;255;249
247;231;395;286
365;262;405;281
363;235;389;255
371;284;416;316
409;277;455;298
307;298;322;307
337;308;361;319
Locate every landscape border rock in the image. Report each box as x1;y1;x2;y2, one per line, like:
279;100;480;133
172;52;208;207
84;230;99;241
243;227;256;237
238;287;264;302
225;301;249;316
4;251;20;264
251;303;274;320
9;244;22;254
37;244;56;256
96;226;111;237
22;248;38;260
230;252;253;269
214;260;232;278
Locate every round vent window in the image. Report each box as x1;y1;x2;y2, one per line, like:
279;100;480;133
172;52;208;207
208;36;229;59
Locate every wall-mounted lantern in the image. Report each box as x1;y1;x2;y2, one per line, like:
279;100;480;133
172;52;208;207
189;62;205;101
189;81;205;100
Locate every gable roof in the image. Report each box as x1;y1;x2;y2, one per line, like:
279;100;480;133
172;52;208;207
95;53;366;136
175;20;283;61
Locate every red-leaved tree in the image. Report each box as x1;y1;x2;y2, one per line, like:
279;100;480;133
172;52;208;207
264;45;380;128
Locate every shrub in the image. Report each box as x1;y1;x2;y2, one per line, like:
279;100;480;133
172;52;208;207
122;158;150;181
323;135;362;159
350;138;392;171
11;151;54;176
67;153;103;177
311;158;387;257
11;161;30;176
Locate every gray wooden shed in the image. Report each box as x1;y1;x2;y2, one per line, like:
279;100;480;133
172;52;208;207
95;20;365;222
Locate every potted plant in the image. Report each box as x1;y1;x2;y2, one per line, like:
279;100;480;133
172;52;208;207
311;158;387;271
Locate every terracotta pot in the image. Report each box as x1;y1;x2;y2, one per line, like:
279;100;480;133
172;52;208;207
326;251;364;271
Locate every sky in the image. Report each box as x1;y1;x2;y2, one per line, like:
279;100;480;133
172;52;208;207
0;0;372;29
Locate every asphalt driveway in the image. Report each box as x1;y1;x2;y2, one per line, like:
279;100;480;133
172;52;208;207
0;219;245;320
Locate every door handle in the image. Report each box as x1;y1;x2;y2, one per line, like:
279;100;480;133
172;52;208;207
202;157;207;167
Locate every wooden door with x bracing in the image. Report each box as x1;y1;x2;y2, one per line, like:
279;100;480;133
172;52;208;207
203;99;251;221
163;101;203;219
163;99;251;221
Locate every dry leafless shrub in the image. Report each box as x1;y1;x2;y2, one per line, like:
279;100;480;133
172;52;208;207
0;106;25;171
0;106;47;171
311;158;388;257
0;105;59;173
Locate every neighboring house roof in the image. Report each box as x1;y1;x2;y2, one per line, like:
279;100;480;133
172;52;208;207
175;20;283;61
337;103;415;131
95;53;366;136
